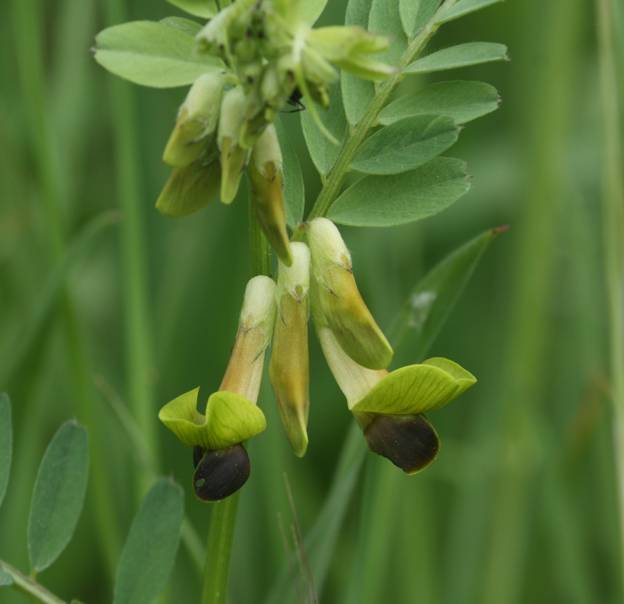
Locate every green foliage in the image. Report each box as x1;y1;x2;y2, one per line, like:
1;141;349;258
369;0;407;64
27;421;89;573
276;119;305;227
94;21;221;88
342;0;375;125
301;0;329;24
166;0;218;18
436;0;504;24
0;394;12;510
160;16;204;35
113;479;184;604
406;42;509;74
393;226;506;359
399;0;440;36
328;157;470;226
301;84;347;175
379;80;500;125
352;115;460;174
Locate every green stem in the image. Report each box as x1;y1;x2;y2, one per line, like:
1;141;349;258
104;0;158;497
0;560;65;604
306;0;456;221
596;0;624;593
200;195;272;604
201;494;241;604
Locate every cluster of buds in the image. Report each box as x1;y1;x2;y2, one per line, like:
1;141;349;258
157;0;394;266
160;219;476;500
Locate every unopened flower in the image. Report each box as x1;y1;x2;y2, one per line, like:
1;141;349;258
270;242;310;457
307;217;393;370
163;72;225;168
218;86;251;204
249;125;292;266
316;326;476;473
159;275;276;500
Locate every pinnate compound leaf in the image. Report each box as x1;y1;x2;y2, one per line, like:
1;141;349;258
436;0;503;24
0;394;11;510
393;226;506;359
94;21;222;88
380;81;500;126
329;157;470;227
405;42;509;75
276;119;305;227
400;0;440;37
369;0;407;65
301;84;347;175
114;479;184;604
28;421;89;572
160;16;204;36
301;0;328;24
342;0;375;125
166;0;217;18
352;115;459;175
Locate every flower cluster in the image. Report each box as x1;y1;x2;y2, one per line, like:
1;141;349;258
160;218;476;500
157;0;393;266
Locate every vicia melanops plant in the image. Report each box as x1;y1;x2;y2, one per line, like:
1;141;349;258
94;11;507;603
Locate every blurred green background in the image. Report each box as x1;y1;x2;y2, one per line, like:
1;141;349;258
1;0;621;602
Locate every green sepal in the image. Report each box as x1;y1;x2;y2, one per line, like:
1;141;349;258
159;388;267;450
352;357;476;415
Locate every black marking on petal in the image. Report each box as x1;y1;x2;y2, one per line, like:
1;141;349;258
192;445;251;501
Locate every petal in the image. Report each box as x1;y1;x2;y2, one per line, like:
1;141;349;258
351;357;476;415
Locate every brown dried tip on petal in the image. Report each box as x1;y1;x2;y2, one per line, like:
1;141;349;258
364;414;439;475
192;445;251;501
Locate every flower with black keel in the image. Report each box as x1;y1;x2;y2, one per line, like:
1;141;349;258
159;275;276;500
307;218;477;471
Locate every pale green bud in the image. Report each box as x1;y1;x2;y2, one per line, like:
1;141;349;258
307;26;394;81
307;217;393;369
163;73;225;168
218;86;250;203
156;158;220;217
270;243;311;457
249;125;292;266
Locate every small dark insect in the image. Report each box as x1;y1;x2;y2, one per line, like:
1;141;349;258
285;87;305;113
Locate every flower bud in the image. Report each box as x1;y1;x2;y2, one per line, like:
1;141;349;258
163;72;225;168
218;86;250;204
270;243;311;457
249;125;292;266
220;275;277;401
156;157;220;217
307;218;393;369
307;26;394;81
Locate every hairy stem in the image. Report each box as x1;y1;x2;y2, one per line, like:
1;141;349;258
0;560;65;604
